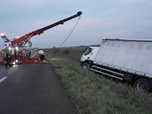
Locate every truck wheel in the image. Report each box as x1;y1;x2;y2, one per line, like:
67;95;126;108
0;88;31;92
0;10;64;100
134;78;151;92
82;63;90;70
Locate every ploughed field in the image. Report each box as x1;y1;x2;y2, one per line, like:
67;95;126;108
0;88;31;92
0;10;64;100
45;46;85;64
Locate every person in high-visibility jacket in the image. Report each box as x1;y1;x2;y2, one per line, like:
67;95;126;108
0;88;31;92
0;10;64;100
38;49;45;62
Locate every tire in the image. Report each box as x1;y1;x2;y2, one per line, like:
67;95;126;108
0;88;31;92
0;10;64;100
82;63;90;70
134;78;151;92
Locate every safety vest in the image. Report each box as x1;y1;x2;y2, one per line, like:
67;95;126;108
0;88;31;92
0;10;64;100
1;50;5;55
38;50;45;55
22;49;26;54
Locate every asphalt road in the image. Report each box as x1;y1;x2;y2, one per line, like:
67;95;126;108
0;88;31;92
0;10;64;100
0;63;77;114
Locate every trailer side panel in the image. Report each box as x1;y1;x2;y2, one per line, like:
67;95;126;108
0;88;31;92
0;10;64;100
94;39;152;78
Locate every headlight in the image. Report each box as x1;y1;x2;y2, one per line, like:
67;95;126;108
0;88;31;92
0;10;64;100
9;47;11;50
15;47;19;50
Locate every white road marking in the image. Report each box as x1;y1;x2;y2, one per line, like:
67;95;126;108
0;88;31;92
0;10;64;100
0;76;7;83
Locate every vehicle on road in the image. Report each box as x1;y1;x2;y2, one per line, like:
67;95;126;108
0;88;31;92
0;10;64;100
0;11;82;65
81;38;152;92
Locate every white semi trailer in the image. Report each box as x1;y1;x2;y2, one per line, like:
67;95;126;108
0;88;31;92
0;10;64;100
80;38;152;92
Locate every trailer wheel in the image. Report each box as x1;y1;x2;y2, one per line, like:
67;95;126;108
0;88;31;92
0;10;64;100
82;63;90;70
134;78;151;92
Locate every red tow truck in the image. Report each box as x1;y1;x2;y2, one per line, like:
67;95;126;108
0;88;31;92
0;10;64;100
0;11;82;65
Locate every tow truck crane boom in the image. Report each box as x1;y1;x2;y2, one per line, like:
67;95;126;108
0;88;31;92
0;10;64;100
42;11;82;31
11;11;82;46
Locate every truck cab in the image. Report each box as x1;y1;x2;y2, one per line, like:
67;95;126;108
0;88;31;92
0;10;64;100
80;46;99;70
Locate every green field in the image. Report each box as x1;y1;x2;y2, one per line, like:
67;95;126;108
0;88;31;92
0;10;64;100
46;51;152;114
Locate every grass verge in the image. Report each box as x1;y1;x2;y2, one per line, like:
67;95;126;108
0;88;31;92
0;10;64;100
46;55;152;114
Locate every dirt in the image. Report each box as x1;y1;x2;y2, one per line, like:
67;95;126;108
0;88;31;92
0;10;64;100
47;47;86;65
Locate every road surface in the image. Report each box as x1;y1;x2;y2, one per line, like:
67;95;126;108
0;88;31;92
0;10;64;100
0;63;77;114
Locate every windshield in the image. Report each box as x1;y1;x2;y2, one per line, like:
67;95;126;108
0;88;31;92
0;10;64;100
84;48;93;55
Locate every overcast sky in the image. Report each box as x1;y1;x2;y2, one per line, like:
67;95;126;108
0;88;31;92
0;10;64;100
0;0;152;48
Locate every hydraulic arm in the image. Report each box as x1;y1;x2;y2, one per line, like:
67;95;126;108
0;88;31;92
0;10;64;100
11;11;82;46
